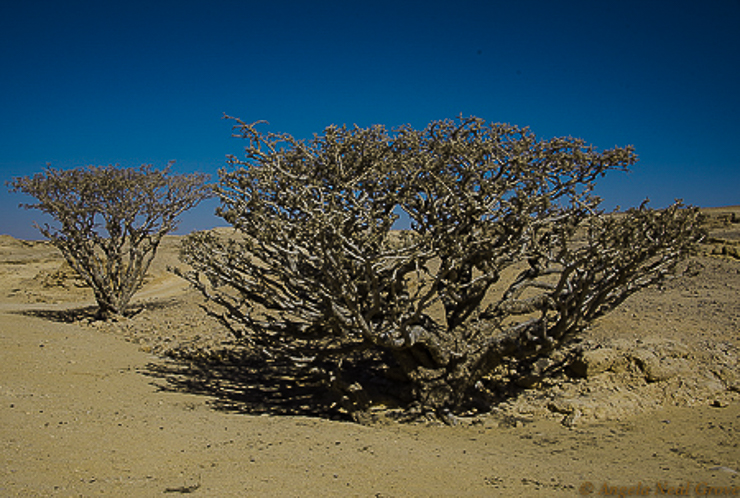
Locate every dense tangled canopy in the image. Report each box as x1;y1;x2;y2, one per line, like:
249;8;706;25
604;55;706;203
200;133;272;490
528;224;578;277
9;164;211;318
177;116;704;417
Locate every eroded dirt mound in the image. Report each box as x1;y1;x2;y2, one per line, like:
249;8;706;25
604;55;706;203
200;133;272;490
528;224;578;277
483;242;740;426
489;331;739;427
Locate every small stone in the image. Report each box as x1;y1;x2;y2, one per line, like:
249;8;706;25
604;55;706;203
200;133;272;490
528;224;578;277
631;350;679;382
562;409;582;428
569;349;616;378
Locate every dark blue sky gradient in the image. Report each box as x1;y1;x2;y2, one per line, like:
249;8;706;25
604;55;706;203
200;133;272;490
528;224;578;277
2;0;739;239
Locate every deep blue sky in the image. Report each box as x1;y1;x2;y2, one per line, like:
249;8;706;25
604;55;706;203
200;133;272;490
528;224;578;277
2;0;739;239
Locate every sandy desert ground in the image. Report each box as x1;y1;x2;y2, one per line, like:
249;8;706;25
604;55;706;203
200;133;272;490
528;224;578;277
1;207;738;496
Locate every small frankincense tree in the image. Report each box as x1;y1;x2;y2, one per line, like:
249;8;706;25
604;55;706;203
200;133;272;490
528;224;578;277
9;164;212;319
176;116;704;418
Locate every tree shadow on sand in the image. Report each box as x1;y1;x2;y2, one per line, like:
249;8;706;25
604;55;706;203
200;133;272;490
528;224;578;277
15;298;183;324
141;347;529;425
142;347;357;421
16;305;101;323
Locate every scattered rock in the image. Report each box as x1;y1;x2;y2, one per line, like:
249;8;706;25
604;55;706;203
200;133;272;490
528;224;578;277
630;349;680;383
708;466;739;475
569;348;617;378
562;409;581;428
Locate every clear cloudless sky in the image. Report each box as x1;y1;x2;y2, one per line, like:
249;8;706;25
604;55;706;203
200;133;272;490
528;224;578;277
1;0;739;239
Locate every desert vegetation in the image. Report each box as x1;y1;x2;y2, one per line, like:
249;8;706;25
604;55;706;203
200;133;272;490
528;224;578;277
174;116;705;419
8;164;211;319
2;126;738;495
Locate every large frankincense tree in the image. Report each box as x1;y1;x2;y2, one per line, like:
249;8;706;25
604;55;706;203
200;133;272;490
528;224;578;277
176;116;703;417
9;164;211;319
